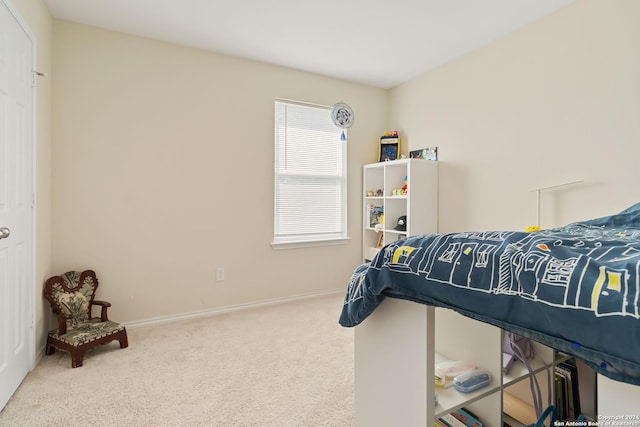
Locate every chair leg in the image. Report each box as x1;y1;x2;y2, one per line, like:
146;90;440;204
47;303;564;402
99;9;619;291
71;349;86;368
45;339;56;356
118;330;129;349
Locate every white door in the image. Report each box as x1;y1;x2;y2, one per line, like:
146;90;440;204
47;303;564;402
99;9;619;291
0;0;35;411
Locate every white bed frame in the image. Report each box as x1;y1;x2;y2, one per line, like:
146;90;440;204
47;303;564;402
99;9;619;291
354;298;640;426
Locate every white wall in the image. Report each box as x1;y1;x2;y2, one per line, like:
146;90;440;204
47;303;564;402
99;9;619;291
390;0;640;410
51;20;387;323
390;0;640;233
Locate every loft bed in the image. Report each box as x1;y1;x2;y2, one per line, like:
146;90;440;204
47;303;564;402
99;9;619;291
339;203;640;387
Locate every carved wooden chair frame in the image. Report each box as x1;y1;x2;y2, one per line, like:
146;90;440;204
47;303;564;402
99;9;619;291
43;270;128;368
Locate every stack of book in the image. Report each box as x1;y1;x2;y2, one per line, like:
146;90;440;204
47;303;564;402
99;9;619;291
504;358;584;425
555;359;581;420
436;408;484;427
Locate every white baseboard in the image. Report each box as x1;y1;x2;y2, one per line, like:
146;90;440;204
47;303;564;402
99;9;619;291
124;288;345;330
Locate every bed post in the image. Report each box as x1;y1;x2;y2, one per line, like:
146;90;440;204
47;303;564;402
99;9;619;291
354;298;435;426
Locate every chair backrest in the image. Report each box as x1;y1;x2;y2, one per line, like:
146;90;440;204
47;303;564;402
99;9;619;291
44;270;99;326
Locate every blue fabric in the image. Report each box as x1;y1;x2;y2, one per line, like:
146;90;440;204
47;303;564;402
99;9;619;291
527;406;557;427
339;203;640;385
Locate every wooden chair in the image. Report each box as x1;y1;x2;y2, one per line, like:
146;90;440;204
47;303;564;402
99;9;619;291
43;270;128;368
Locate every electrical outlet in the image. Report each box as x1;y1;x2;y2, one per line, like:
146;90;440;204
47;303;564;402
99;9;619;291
216;267;225;282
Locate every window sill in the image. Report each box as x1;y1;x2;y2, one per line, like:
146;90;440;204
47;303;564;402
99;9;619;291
271;237;352;250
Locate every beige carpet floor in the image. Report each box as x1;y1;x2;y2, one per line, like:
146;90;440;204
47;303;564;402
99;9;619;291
0;293;354;426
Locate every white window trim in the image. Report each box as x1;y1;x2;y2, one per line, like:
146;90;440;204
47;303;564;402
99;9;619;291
271;236;352;250
272;98;349;249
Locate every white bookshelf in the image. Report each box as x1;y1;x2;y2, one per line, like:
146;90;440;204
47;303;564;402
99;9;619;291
354;300;565;426
362;158;438;262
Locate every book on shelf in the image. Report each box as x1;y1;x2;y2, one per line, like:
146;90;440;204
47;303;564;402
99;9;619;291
367;204;383;228
555;359;581;420
451;408;484;427
438;413;467;427
437;408;484;427
555;370;568;420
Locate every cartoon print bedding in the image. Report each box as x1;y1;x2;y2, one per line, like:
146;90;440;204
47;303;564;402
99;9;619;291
339;203;640;385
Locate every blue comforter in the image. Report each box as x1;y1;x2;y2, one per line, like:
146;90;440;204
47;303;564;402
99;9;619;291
340;203;640;385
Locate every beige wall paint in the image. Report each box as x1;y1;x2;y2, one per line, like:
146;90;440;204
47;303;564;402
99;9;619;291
37;0;640;341
11;0;53;354
390;0;640;233
52;20;387;323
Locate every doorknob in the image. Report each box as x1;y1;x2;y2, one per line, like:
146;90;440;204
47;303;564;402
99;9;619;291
0;227;10;240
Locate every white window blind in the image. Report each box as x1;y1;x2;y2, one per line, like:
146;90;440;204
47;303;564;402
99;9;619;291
273;100;347;246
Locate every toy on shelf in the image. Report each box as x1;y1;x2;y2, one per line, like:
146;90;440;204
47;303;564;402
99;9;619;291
379;131;400;162
410;147;438;161
391;176;408;196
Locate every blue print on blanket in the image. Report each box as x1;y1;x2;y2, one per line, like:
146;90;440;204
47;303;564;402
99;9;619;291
372;228;640;318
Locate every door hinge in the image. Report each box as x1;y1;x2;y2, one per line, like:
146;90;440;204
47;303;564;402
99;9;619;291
31;70;46;88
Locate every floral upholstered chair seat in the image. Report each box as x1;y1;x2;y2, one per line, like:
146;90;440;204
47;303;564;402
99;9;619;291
44;270;128;368
48;318;125;347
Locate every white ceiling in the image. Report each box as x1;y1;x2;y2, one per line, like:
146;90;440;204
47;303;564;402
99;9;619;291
43;0;576;89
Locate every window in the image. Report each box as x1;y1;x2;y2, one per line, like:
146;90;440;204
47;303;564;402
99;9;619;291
273;100;348;248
